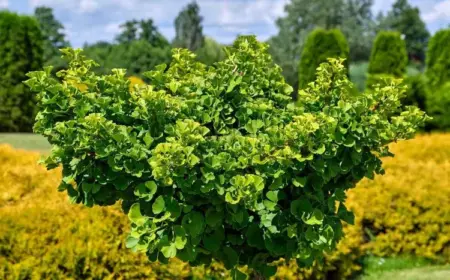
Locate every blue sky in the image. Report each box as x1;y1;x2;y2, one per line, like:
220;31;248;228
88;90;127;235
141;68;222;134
1;0;449;47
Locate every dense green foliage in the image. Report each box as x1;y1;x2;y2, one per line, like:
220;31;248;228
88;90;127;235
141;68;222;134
425;83;450;130
0;11;43;132
26;36;427;278
173;1;204;51
425;29;450;88
298;28;349;90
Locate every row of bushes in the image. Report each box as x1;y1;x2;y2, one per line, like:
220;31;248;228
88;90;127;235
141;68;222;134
1;133;448;279
298;28;450;131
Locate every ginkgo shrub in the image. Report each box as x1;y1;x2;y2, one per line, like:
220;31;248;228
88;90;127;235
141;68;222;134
26;36;427;279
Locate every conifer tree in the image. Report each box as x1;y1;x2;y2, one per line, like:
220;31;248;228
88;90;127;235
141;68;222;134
0;11;43;132
298;28;349;89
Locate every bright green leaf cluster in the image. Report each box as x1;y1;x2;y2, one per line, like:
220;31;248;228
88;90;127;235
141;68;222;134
25;35;428;279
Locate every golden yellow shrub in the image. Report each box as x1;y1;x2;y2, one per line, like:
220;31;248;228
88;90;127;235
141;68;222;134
346;133;450;262
0;133;449;279
0;145;211;279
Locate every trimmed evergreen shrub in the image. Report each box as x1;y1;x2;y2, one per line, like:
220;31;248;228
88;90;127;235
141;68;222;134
367;31;407;89
0;11;43;132
298;28;349;90
426;83;450;130
425;29;450;88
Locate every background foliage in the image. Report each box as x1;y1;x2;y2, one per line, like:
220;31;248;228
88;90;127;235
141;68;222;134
366;31;408;89
0;11;43;132
297;28;349;90
425;29;450;88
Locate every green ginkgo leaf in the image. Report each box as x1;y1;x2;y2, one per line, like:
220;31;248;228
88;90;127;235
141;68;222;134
152;196;166;214
128;203;147;226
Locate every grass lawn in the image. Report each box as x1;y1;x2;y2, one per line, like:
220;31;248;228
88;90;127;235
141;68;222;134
359;256;450;280
361;266;450;280
0;133;50;152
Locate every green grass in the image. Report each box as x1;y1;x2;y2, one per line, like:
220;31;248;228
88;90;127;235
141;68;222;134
0;133;50;152
359;256;450;280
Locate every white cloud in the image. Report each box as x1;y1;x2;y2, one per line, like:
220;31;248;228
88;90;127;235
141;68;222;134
0;0;7;9
104;22;121;34
29;0;67;8
423;0;450;23
80;0;99;13
27;0;450;48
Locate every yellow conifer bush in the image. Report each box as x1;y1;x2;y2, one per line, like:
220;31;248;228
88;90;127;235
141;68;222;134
0;145;200;279
347;133;450;261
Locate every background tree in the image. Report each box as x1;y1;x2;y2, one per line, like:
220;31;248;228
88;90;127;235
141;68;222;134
269;0;375;92
298;28;349;90
341;0;376;62
173;1;204;51
139;19;169;48
84;18;171;77
116;20;139;44
425;29;450;88
195;37;225;65
366;31;407;88
82;41;113;74
34;6;69;72
0;11;43;132
109;40;171;76
379;0;429;61
34;6;69;61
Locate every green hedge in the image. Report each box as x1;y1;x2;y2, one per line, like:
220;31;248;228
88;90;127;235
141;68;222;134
298;28;349;90
425;29;450;88
366;31;407;90
0;11;43;132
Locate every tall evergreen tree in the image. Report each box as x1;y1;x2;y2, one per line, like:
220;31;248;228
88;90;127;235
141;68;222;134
298;28;349;90
139;19;169;47
173;1;204;51
0;11;43;132
34;6;69;62
366;31;407;89
381;0;429;61
425;29;450;88
269;0;376;90
116;20;139;44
